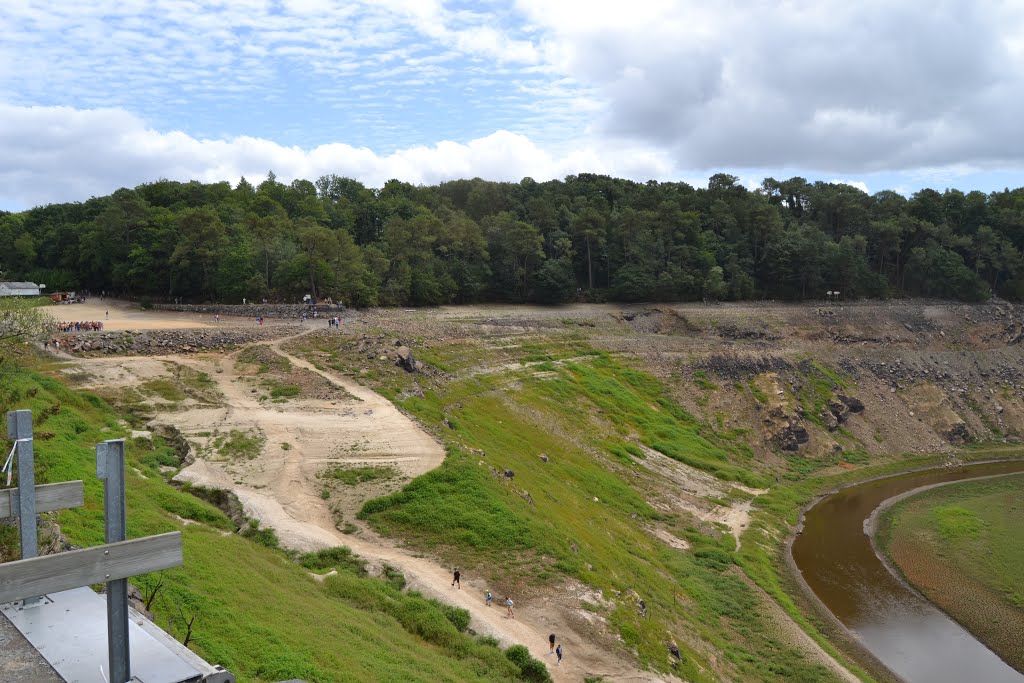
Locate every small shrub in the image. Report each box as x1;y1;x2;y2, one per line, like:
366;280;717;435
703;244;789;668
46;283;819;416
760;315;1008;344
441;604;471;632
299;546;366;575
240;519;279;549
381;563;407;591
505;645;532;669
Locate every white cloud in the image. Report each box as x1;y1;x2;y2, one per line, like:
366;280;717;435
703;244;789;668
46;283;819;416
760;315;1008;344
516;0;1024;173
828;179;870;194
0;104;675;209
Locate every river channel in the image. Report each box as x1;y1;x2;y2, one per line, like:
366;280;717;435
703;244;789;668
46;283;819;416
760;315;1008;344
791;460;1024;682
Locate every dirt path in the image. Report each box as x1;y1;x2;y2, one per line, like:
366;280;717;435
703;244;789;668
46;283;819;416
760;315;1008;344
73;332;663;682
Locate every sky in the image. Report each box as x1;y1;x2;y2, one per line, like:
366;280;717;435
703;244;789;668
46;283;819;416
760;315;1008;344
2;0;1024;210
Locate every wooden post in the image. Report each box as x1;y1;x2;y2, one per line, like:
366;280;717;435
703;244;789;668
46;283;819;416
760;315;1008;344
98;439;130;683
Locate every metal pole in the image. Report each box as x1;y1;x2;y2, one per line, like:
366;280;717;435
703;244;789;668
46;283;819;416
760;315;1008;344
8;410;39;609
98;439;130;683
7;410;38;564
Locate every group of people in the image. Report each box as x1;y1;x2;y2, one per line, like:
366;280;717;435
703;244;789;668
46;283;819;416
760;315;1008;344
455;568;564;666
327;316;342;329
57;320;104;332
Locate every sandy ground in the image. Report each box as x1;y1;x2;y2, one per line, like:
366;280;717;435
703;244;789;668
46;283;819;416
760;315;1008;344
47;298;278;331
70;331;665;683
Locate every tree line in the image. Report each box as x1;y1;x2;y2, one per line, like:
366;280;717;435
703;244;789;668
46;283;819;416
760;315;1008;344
2;172;1023;307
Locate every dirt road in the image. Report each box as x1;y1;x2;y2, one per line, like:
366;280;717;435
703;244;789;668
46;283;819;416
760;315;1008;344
72;332;662;682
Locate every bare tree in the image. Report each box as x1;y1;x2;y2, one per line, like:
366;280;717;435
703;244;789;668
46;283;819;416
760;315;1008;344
176;603;198;648
139;572;166;611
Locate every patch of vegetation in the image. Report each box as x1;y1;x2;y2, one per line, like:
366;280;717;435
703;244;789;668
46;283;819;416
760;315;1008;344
299;546;366;575
784;447;871;480
693;370;718;391
213;428;266;460
796;361;849;427
269;384;301;398
322;465;398;486
140;378;186;402
236;346;291;374
933;505;985;540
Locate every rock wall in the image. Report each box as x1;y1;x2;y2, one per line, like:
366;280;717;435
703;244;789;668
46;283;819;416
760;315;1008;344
151;303;345;319
58;326;302;355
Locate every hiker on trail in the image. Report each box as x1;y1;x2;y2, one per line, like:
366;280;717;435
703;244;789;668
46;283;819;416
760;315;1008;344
505;597;514;618
105;310;109;320
549;633;556;653
43;340;49;350
555;643;562;666
452;567;461;589
485;590;492;607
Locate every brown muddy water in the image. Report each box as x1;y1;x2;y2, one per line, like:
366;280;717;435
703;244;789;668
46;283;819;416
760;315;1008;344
792;460;1024;682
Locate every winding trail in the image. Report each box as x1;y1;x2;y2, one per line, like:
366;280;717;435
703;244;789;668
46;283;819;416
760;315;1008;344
75;330;662;682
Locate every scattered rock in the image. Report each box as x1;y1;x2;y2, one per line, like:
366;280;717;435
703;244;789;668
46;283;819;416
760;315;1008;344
827;398;850;424
395;346;417;373
944;423;971;444
836;394;864;413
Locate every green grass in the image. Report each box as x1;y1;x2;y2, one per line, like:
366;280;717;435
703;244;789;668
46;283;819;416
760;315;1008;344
795;361;848;427
213;428;266;460
0;364;547;683
236;346;291;374
877;475;1024;671
325;341;833;680
269;384;301;398
882;475;1024;606
693;370;719;391
141;378;186;402
322;465;398;486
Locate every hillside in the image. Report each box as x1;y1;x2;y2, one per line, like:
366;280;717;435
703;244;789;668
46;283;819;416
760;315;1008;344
15;297;1024;682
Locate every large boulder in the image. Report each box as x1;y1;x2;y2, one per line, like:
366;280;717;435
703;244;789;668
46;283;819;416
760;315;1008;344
837;394;865;413
395;346;417;373
774;420;810;451
944;422;971;444
820;410;839;432
828;398;850;423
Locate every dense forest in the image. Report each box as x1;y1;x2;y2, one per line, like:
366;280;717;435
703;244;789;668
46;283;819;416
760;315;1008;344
2;173;1024;306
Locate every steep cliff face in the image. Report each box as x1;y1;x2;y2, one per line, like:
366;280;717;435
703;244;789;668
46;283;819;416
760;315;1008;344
655;300;1024;468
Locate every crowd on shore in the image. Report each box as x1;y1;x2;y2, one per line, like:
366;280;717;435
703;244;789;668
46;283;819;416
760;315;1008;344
57;321;104;332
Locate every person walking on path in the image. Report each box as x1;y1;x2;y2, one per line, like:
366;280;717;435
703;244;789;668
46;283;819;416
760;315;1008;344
452;567;461;589
549;633;556;653
505;597;514;618
485;590;492;607
555;643;562;666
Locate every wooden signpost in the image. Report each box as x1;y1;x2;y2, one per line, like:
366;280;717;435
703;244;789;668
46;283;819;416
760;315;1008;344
0;409;186;683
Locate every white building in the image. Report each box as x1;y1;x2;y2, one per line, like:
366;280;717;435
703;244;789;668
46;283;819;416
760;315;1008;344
0;282;43;297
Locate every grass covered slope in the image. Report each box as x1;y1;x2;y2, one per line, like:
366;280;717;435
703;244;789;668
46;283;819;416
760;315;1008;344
295;332;839;682
0;365;542;683
878;474;1024;672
